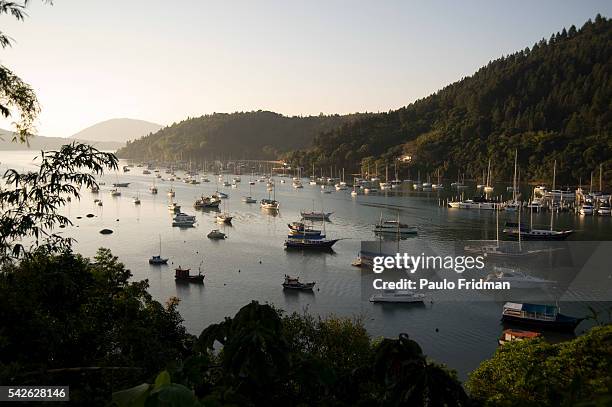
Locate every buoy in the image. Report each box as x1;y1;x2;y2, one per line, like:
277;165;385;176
259;260;262;264
435;328;439;332
238;269;241;273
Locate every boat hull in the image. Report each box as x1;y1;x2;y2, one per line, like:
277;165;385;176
501;315;582;332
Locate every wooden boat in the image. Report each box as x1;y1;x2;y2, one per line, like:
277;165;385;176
174;266;204;283
282;275;315;290
501;302;582;332
285;237;339;250
194;195;221;209
498;329;541;345
502;222;573;241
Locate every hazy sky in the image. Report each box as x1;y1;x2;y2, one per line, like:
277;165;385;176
0;0;610;137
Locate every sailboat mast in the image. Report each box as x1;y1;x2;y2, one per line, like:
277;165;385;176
550;160;556;231
513;149;518;201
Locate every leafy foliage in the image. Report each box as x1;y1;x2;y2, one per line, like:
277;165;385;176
467;324;612;407
0;1;53;141
116;111;368;161
284;15;612;185
0;249;194;405
0;142;117;261
118;301;468;406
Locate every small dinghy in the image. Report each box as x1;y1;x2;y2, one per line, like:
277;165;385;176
282;275;315;290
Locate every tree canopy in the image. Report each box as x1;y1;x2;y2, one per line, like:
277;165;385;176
116;111;368;162
284;15;612;185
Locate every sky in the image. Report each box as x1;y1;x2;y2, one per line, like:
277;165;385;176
0;0;610;137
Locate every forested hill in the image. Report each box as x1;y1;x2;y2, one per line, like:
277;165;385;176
116;111;366;161
285;15;611;185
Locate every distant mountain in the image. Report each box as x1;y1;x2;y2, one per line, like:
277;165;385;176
0;128;123;151
116;111;368;161
284;15;611;185
70;118;162;143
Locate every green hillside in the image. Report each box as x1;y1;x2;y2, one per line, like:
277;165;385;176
284;15;611;185
116;111;366;161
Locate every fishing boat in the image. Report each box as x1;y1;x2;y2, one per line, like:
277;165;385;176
109;188;121;197
112;182;130;188
167;188;175;197
282;275;315;290
374;217;418;236
150;185;158;194
149;236;168;264
174;265;204;283
90;185;99;193
301;211;333;221
142;169;151;175
501;302;582;332
133;194;141;205
288;222;324;236
498;329;541;346
369;289;426;303
97;200;103;206
194;195;221;209
207;229;226;239
172;212;196;227
485;267;555;288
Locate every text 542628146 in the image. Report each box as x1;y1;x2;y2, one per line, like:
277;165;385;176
0;386;69;401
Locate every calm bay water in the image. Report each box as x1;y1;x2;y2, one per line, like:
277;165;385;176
2;151;611;379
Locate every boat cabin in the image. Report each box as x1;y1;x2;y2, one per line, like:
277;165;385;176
498;329;541;345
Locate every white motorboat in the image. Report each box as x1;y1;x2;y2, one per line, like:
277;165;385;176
261;199;280;210
598;203;611;216
216;213;233;224
579;204;594;215
242;196;257;203
172;212;196;227
369;289;426;303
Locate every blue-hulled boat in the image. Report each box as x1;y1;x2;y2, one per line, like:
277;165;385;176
501;302;582;332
